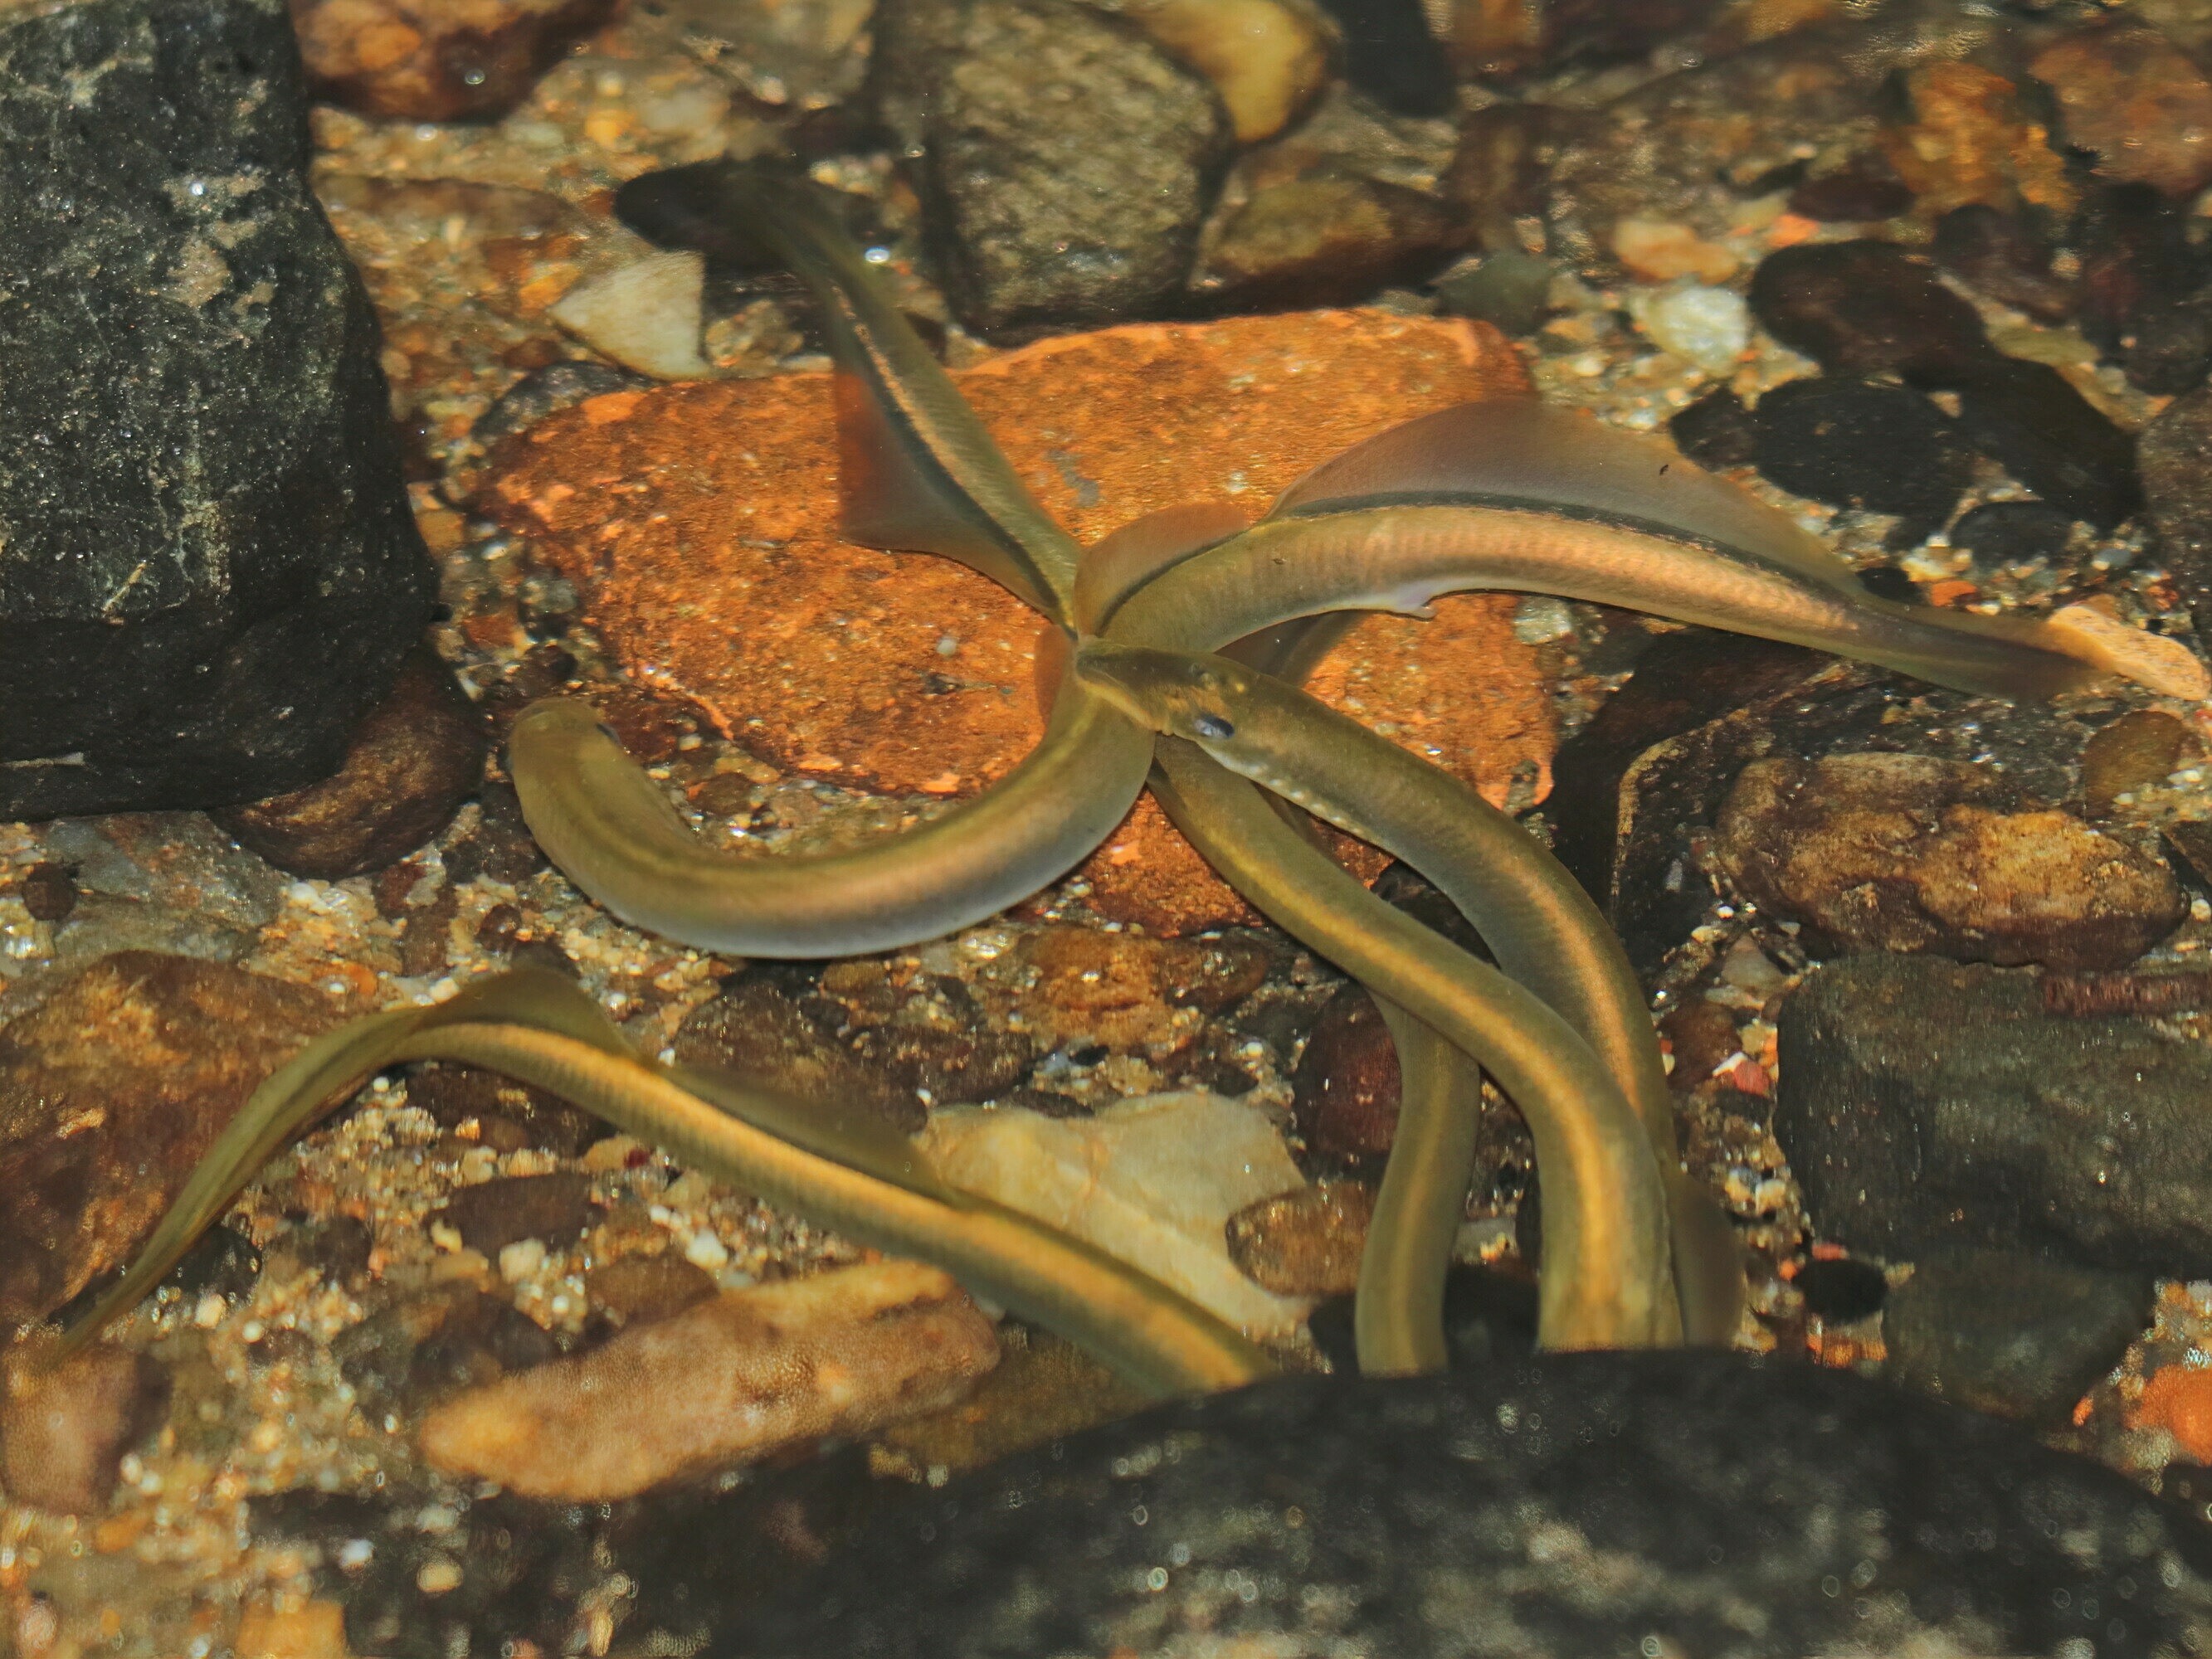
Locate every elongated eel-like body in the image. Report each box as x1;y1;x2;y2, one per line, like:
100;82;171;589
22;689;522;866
1361;1003;1490;1373
510;681;1152;958
61;985;1272;1397
1080;643;1742;1345
1149;738;1676;1350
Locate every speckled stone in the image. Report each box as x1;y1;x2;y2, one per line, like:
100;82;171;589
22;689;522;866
723;1352;2212;1657
0;952;339;1325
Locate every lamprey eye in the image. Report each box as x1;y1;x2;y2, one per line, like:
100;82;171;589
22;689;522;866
1192;713;1235;741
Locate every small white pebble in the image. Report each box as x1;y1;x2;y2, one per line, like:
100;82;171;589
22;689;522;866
936;633;961;656
337;1539;375;1570
685;1229;730;1272
499;1238;547;1283
1512;595;1575;645
417;1556;463;1594
193;1292;226;1328
1628;281;1750;375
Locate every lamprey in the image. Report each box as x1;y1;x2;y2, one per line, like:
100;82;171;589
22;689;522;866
509;679;1150;958
1079;641;1743;1345
1149;738;1677;1350
59;977;1274;1399
1104;400;2205;703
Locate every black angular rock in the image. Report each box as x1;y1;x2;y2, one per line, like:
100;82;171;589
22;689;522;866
1667;386;1757;469
722;1353;2212;1657
0;0;433;820
1751;377;1971;542
1950;499;2077;570
1884;1247;2155;1425
1776;954;2212;1275
1309;0;1454;116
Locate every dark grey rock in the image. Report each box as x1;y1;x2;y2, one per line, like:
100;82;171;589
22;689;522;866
1749;240;1995;387
720;1353;2212;1658
0;0;433;819
1953;356;2142;531
331;1287;560;1414
870;0;1232;335
1309;0;1452;116
1775;953;2212;1274
2141;381;2212;642
1885;1247;2155;1425
1667;385;1756;469
431;1172;598;1258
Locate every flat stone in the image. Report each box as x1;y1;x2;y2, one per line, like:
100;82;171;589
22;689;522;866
918;1090;1311;1336
0;1338;167;1514
417;1261;998;1500
870;0;1232;335
1751;376;1971;543
0;0;433;818
1713;753;2184;970
0;951;338;1324
431;1171;597;1257
212;643;486;880
291;0;619;120
482;310;1548;932
725;1351;2212;1656
1774;952;2212;1275
1884;1247;2155;1425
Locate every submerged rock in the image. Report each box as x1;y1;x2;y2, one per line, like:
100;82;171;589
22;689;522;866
919;1091;1310;1335
1713;753;2183;971
417;1262;998;1501
290;0;619;121
0;951;337;1325
725;1351;2212;1657
0;1338;167;1514
870;0;1232;334
1884;1247;2154;1426
0;0;433;819
1776;953;2212;1275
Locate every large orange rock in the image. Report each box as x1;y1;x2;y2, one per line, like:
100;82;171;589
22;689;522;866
485;309;1552;932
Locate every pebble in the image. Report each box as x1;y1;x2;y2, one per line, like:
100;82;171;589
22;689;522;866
407;1063;604;1158
0;951;337;1325
2031;22;2212;199
1289;984;1400;1163
2080;709;2201;819
1224;1181;1375;1297
872;0;1231;333
1883;1247;2154;1425
1191;166;1466;313
1786;153;1914;223
1610;219;1737;286
548;251;715;380
1431;251;1555;338
1947;498;2076;570
16;861;76;923
1951;356;2143;531
582;1253;718;1330
212;643;486;879
1310;0;1452;116
331;1287;561;1414
1659;995;1744;1092
1713;753;2185;971
1625;280;1748;374
480;309;1548;932
417;1262;998;1500
432;1171;597;1257
919;1090;1311;1335
1747;240;1991;386
1749;377;1970;542
1666;385;1758;469
0;1339;165;1515
0;0;434;820
726;1352;2212;1655
1776;952;2212;1275
1121;0;1331;145
290;0;619;121
1791;1255;1887;1325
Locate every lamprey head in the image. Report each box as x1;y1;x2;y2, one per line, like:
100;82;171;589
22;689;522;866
1073;641;1254;745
